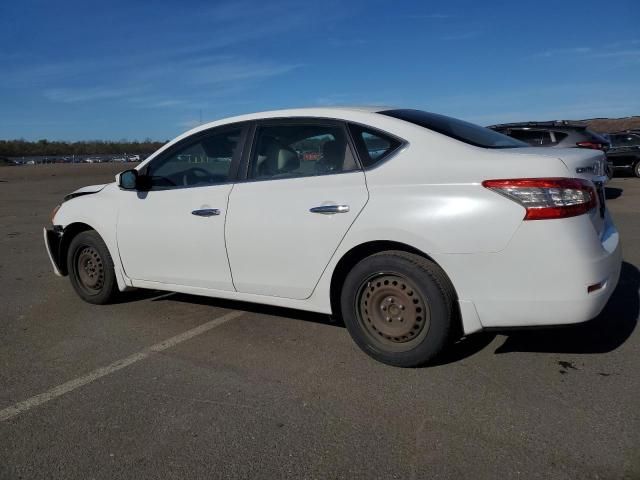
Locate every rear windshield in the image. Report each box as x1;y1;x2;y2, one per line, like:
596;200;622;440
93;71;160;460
380;109;528;149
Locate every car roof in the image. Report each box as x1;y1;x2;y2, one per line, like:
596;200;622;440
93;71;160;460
177;106;392;137
210;106;389;123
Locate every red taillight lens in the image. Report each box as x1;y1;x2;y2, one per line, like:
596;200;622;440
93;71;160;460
576;141;605;150
482;178;597;220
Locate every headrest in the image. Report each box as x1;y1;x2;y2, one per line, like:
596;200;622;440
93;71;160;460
265;142;300;173
322;140;343;161
316;140;345;173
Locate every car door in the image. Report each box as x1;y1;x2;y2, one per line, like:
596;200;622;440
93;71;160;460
225;119;369;299
116;124;247;290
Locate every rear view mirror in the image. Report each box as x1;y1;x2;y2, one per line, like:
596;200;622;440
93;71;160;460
118;169;138;190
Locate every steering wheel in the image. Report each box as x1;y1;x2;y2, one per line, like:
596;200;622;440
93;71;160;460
184;167;216;186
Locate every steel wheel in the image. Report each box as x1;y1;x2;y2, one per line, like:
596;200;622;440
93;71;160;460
341;251;456;367
356;273;431;352
67;230;118;304
74;246;105;294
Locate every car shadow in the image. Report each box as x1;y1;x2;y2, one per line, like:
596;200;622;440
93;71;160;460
605;187;623;200
124;261;637;365
428;332;498;366
111;288;167;304
151;292;340;328
150;291;499;365
493;261;639;355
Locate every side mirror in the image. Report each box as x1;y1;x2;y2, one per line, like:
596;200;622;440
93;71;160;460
118;169;138;190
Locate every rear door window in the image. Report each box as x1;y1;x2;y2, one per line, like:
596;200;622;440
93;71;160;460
248;123;358;180
612;134;640;147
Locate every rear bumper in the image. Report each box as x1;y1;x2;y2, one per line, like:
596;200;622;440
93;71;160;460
44;227;64;276
437;213;622;330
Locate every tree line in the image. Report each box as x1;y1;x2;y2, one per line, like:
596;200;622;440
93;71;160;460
0;139;168;157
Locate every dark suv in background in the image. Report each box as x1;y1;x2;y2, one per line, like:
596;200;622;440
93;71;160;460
488;121;616;177
604;132;640;177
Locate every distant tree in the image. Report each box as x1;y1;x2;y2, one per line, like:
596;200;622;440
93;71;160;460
0;139;167;157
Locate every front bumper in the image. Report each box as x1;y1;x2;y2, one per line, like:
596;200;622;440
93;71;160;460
44;227;64;276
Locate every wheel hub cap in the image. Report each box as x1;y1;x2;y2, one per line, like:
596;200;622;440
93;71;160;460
77;247;104;291
358;274;429;344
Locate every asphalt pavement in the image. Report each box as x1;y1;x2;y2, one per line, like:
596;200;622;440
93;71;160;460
1;164;638;479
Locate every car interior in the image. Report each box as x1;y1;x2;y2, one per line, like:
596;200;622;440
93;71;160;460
146;130;241;188
251;125;356;180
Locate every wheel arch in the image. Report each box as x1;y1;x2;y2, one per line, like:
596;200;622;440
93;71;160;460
58;222;96;275
329;241;460;327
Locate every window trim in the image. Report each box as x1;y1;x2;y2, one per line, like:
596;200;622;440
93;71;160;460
236;117;365;184
139;122;250;191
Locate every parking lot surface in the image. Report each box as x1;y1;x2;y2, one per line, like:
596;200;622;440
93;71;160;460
1;164;638;479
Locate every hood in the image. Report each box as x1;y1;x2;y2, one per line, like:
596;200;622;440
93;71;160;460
64;183;109;202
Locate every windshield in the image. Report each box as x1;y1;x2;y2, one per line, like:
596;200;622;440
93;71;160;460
380;109;528;149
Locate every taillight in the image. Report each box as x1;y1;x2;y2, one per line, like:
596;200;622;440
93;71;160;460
482;178;597;220
576;141;606;150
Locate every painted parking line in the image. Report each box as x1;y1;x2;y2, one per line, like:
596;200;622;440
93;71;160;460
0;310;244;422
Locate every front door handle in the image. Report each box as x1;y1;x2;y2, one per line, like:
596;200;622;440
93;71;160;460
309;205;350;215
191;208;220;217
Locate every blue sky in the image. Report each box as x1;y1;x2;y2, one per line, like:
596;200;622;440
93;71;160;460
1;0;639;141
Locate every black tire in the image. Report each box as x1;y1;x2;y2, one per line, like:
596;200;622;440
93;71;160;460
340;251;456;367
634;160;640;178
67;230;118;304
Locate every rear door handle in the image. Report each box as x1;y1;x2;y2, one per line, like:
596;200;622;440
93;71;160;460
309;205;350;215
191;208;220;217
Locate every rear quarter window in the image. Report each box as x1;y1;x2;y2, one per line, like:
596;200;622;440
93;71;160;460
348;124;403;168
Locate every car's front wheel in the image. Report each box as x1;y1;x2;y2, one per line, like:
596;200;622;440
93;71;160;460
340;251;456;367
67;230;118;304
634;160;640;178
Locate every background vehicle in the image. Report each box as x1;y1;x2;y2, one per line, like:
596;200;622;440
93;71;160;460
45;107;621;367
488;121;610;150
488;121;612;178
0;156;17;166
605;132;640;177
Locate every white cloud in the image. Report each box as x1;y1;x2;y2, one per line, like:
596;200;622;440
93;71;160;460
187;60;301;85
591;49;640;58
44;86;141;103
534;47;592;58
533;44;640;60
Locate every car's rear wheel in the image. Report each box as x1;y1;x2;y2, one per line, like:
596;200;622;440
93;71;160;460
67;230;118;304
340;251;455;367
634;160;640;178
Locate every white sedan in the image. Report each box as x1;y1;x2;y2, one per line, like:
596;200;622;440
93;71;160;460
45;107;622;367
